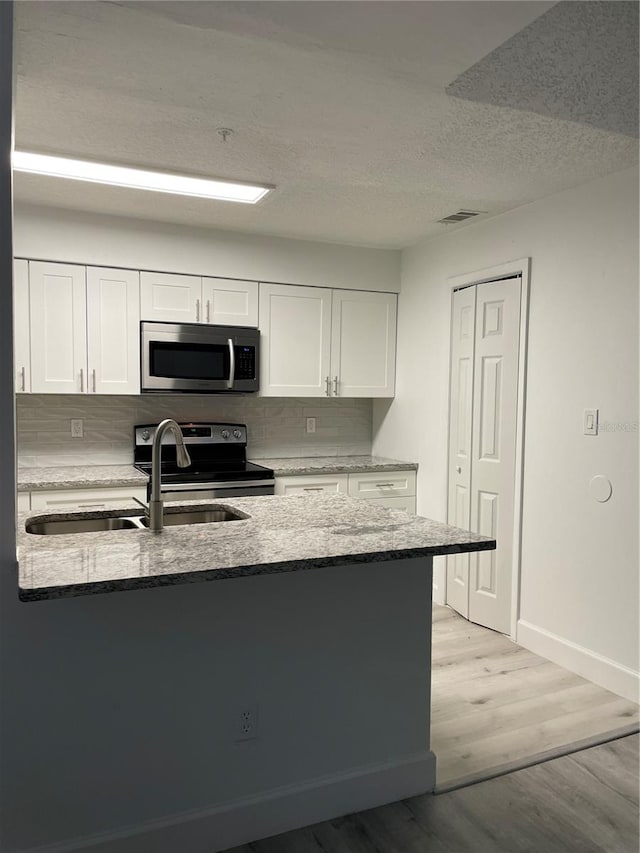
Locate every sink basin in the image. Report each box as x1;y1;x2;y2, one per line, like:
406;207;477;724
140;507;246;527
26;516;143;535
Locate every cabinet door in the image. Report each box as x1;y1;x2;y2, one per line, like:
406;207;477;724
202;278;258;326
13;259;30;392
87;267;140;394
275;474;348;496
259;283;332;397
140;272;202;323
330;290;397;397
17;492;31;512
29;262;87;394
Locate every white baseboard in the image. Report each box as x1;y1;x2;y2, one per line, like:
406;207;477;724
517;619;639;703
23;751;436;853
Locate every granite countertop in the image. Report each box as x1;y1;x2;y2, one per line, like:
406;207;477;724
251;455;418;476
17;465;148;492
18;495;493;602
17;457;416;492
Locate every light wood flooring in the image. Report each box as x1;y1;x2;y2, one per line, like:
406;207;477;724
431;604;639;787
225;735;640;852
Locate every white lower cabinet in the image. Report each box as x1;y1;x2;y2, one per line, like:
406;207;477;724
30;486;147;511
274;470;416;513
17;492;31;512
275;474;348;496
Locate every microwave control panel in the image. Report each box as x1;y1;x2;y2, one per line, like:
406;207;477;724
235;346;256;380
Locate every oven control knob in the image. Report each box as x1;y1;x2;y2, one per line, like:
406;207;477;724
141;429;151;442
233;429;242;439
221;429;230;439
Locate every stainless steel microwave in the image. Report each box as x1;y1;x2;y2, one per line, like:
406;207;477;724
141;321;260;393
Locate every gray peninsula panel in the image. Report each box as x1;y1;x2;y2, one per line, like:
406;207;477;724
18;495;492;602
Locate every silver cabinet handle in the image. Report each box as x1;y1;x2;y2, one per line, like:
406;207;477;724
227;338;235;389
456;465;462;474
325;376;331;396
92;369;96;393
77;503;106;508
196;298;200;322
375;482;395;489
79;368;84;392
206;300;211;323
20;367;25;392
303;487;324;492
333;376;339;396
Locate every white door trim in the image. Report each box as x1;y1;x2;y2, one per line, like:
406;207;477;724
442;257;530;641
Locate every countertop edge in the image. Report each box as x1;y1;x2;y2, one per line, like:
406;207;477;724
18;538;495;602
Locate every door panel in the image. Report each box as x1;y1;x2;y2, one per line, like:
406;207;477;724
140;272;201;323
87;268;140;394
259;283;332;396
330;290;396;397
29;262;87;394
468;278;521;633
13;259;30;392
446;286;476;620
202;278;258;326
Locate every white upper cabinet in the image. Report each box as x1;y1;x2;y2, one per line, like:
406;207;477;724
260;284;397;397
140;273;259;327
202;278;258;326
30;262;87;394
330;290;396;397
28;262;140;395
259;283;332;397
86;267;140;394
13;259;30;393
140;272;202;323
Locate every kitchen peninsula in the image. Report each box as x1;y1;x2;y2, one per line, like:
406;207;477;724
14;496;494;852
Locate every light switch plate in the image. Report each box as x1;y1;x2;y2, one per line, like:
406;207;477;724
583;409;598;436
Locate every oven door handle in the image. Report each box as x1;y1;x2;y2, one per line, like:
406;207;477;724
158;479;275;492
227;339;235;389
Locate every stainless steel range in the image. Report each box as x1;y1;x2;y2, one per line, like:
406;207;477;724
133;422;275;501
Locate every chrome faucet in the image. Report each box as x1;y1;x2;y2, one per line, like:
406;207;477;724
149;419;191;531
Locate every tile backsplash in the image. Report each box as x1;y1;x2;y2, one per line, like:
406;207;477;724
16;395;373;468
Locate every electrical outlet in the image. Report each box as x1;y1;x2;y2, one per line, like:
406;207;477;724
236;705;259;741
70;419;84;438
306;417;316;434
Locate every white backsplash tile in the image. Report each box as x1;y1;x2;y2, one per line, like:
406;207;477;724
16;395;373;467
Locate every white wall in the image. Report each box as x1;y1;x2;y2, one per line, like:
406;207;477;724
14;204;400;293
374;166;639;700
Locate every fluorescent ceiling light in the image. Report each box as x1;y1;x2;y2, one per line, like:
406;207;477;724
12;151;273;204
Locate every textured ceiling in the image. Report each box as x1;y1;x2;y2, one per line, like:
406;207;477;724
13;1;639;248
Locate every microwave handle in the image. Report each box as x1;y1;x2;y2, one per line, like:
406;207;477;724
227;338;235;389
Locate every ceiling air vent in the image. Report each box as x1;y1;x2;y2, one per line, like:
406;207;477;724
437;210;484;225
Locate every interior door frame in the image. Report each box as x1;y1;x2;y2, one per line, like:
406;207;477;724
441;257;530;641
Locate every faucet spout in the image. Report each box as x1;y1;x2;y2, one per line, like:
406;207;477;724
149;419;191;531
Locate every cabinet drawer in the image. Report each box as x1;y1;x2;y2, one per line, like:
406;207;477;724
348;470;416;499
363;495;416;514
275;474;348;497
30;486;147;510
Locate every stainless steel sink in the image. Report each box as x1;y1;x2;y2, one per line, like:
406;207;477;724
140;507;246;527
26;516;144;535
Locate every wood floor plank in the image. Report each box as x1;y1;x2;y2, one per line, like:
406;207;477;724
224;736;639;853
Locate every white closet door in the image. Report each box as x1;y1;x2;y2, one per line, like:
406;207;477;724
140;272;201;323
202;278;258;326
87;267;140;394
446;286;476;619
29;262;87;394
259;283;332;396
330;290;397;397
13;259;31;392
468;278;521;633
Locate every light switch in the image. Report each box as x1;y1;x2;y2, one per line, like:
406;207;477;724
583;409;598;436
